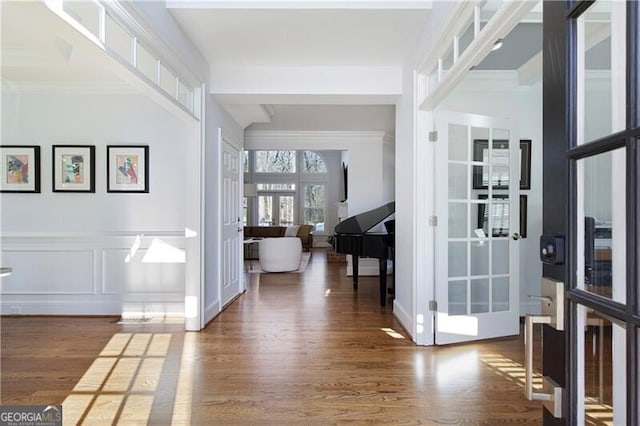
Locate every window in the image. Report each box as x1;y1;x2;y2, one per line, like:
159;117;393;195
243;196;248;226
304;184;325;231
245;150;330;234
257;183;295;191
303;151;327;173
255;151;296;173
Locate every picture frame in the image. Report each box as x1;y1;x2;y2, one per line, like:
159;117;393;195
477;194;527;238
519;139;532;190
107;145;149;193
472;139;532;190
52;145;95;192
0;145;41;193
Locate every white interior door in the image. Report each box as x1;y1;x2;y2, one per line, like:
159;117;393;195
434;111;520;344
221;140;243;308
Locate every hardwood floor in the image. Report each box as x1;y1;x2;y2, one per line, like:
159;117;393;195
1;249;543;425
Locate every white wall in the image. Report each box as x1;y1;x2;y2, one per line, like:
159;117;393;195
393;68;422;341
248;105;395;133
391;0;462;343
127;1;245;327
0;92;195;316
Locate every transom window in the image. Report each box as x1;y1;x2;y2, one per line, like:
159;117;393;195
303;151;327;173
255;150;296;173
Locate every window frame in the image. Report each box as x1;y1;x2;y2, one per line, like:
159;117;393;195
244;150;330;233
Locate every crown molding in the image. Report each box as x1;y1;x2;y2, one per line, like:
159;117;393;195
245;130;393;150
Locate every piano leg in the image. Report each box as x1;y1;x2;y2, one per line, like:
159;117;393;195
379;258;387;307
352;255;359;291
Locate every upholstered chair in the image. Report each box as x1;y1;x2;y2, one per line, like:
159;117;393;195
258;237;303;272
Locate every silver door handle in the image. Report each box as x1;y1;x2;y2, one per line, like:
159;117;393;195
528;294;553;305
523;277;565;418
524;315;563;418
524;315;551;401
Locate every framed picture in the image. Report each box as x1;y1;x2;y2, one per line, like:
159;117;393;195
519;139;532;190
107;145;149;193
477;194;527;238
52;145;95;192
472;139;532;190
0;145;41;193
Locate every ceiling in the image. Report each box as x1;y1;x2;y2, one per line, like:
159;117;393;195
168;8;431;68
169;2;543;128
475;23;542;70
0;1;128;90
1;1;543;129
167;2;436;127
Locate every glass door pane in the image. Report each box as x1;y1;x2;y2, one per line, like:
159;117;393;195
278;195;294;226
303;184;325;231
577;306;626;425
577;148;626;303
447;123;514;315
577;0;626;144
258;194;296;226
258;196;274;226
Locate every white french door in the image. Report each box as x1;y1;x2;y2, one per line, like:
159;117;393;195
433;111;520;344
221;140;243;308
258;193;296;226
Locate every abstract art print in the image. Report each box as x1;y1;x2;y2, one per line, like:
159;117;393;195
107;145;149;193
52;145;95;192
0;145;41;193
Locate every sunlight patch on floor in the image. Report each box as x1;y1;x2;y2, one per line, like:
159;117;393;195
381;328;405;339
117;315;185;325
436;351;479;384
171;332;196;425
62;332;181;425
480;353;543;391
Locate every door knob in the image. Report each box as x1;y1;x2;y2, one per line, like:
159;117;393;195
512;232;521;240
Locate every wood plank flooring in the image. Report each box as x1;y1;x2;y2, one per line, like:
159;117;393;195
1;249;543;425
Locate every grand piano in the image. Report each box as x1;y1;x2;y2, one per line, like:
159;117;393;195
333;202;395;306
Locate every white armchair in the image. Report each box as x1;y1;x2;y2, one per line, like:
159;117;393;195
258;237;302;272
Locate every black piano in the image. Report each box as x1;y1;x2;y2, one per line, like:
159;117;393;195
333;202;395;306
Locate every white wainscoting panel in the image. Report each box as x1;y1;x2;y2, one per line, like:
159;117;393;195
0;249;95;294
0;233;185;316
102;249;185;294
